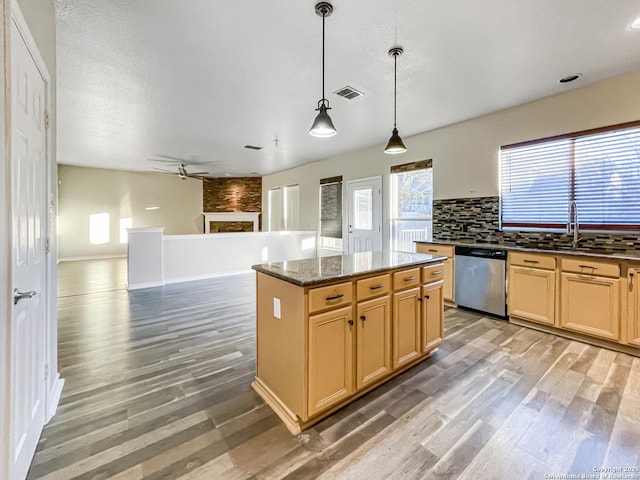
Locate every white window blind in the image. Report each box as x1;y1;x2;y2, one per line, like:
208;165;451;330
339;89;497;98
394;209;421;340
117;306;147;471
268;185;299;231
501;121;640;231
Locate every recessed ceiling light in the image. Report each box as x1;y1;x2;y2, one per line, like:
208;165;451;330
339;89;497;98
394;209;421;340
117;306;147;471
558;73;582;84
225;173;232;177
632;17;640;29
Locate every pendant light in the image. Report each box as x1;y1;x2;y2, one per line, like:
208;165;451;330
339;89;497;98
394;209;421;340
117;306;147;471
384;47;407;154
309;2;337;137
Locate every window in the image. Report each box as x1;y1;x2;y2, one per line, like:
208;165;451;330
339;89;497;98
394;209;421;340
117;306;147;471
89;213;110;244
501;121;640;231
390;161;433;252
319;176;343;250
268;184;300;231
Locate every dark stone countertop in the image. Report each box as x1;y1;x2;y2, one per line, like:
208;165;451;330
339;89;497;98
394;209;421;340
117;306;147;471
415;240;640;261
252;251;447;287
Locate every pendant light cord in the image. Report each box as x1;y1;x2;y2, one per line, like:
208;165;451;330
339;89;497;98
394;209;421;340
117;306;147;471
393;52;397;128
322;12;326;103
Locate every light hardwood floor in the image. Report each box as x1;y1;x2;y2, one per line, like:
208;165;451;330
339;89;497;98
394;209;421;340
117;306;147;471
28;259;640;480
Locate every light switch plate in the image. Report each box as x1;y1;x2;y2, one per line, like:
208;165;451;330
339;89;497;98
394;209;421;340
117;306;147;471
273;297;281;319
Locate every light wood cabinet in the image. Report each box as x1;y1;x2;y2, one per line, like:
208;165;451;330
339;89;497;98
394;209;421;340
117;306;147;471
356;296;392;389
308;306;354;416
508;265;556;326
416;243;455;303
422;280;444;351
560;272;620;341
392;287;421;368
627;269;640;346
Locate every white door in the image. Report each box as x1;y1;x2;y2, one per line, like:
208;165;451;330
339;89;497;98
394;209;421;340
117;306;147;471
10;15;49;480
346;177;382;253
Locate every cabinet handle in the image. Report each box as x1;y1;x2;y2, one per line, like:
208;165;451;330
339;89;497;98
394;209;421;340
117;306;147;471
417;297;422;302
425;294;430;299
348;319;354;326
578;265;597;270
326;293;344;302
404;276;416;282
369;284;385;290
523;259;539;264
427;249;438;252
360;315;366;322
431;271;442;275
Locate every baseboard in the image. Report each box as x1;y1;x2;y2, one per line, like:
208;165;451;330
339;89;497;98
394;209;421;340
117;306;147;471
162;270;253;285
59;254;127;262
46;374;64;423
127;281;164;290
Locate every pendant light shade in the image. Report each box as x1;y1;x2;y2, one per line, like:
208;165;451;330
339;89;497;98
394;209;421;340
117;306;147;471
310;101;337;137
384;47;407;154
310;2;337;138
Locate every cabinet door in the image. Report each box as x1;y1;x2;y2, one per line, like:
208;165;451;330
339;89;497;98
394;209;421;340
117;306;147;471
629;270;640;346
356;296;392;389
443;258;454;303
508;266;556;326
308;306;354;416
422;281;444;352
392;287;421;369
560;273;620;341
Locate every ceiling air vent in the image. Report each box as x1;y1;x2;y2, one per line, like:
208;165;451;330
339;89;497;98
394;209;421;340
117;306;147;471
334;86;364;101
244;145;262;150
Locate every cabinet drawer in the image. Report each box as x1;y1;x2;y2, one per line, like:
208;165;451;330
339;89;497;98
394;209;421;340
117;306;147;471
356;274;391;301
422;263;445;284
309;281;353;314
393;268;421;290
561;258;620;278
510;252;556;270
416;243;454;258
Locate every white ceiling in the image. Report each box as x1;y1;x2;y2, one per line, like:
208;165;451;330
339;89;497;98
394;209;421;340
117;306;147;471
55;0;640;177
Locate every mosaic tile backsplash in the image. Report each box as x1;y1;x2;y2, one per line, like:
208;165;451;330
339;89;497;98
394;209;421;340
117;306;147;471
433;196;640;254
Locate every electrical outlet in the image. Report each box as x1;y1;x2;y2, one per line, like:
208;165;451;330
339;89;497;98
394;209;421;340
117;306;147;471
273;297;281;319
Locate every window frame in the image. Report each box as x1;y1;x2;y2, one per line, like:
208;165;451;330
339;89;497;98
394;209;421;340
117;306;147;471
500;120;640;233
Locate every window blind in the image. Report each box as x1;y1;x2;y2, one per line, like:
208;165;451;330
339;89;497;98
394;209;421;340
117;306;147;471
319;176;342;239
501;121;640;231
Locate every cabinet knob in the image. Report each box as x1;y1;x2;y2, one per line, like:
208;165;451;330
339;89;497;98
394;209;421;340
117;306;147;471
360;315;366;322
425;294;430;299
348;320;354;326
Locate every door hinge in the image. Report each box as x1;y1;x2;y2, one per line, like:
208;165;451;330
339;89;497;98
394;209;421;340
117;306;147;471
44;363;49;381
45;111;50;129
45;238;50;254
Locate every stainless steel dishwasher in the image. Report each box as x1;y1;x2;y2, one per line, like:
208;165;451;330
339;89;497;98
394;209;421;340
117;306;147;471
454;246;507;318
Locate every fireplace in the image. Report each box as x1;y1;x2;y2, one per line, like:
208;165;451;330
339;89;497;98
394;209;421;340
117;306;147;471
202;212;261;233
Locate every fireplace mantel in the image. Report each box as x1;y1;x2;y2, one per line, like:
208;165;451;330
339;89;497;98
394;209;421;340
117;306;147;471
202;212;261;233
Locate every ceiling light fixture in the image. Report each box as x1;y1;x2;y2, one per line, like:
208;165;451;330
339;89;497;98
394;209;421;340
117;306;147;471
384;47;407;154
309;2;337;138
558;73;582;84
631;17;640;29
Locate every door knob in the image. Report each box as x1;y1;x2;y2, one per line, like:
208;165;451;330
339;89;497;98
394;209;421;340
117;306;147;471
13;288;39;305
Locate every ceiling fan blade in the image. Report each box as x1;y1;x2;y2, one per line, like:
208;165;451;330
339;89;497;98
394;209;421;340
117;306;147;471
154;154;221;165
187;171;209;175
152;167;177;173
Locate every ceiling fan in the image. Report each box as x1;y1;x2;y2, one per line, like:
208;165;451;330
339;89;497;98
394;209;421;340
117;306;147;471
148;155;220;181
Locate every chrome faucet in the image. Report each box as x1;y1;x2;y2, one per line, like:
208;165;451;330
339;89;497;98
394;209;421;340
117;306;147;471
567;201;582;248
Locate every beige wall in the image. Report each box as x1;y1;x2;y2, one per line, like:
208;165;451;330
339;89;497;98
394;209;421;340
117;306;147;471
262;71;640;249
58;165;204;259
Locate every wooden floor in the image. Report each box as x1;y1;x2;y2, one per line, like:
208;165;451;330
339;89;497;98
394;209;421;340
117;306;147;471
28;259;640;480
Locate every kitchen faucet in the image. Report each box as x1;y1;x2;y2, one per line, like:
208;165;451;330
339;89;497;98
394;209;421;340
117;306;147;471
567;200;582;248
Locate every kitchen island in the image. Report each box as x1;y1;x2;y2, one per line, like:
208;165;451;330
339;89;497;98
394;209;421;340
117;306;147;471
251;251;446;434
